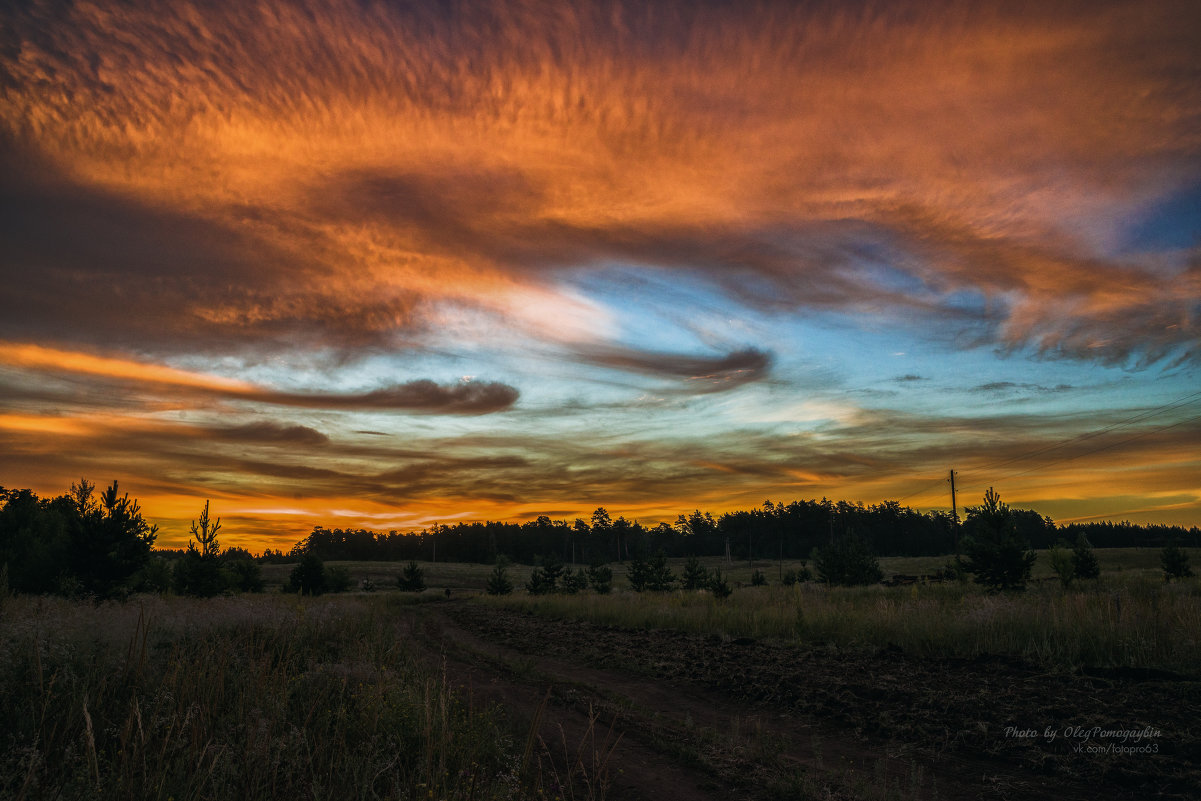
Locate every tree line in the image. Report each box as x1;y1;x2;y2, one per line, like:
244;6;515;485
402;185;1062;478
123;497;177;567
3;480;1198;599
278;499;1199;565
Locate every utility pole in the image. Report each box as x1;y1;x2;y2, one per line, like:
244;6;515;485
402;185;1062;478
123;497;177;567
949;469;960;553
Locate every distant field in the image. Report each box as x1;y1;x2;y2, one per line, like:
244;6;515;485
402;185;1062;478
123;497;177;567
258;546;1190;592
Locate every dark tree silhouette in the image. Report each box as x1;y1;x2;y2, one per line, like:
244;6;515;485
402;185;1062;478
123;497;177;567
813;534;882;586
290;553;327;595
1161;540;1194;581
397;560;426;592
961;488;1036;592
174;500;225;597
1072;534;1101;580
486;557;513;595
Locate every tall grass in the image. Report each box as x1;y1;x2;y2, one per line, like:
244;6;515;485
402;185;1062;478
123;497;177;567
485;573;1201;674
0;594;531;801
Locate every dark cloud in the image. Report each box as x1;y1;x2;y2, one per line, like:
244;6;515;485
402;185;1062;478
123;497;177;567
213;422;330;446
574;346;773;392
0;156;425;354
893;374;926;382
241;380;519;414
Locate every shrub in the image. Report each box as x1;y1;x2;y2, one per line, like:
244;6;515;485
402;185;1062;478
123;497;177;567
585;562;613;594
813;536;883;586
1162;541;1194;581
709;568;732;599
561;568;589;594
1072;535;1101;580
961;488;1036;592
627;550;674;592
397;560;426;592
133;556;174;593
289;553;327;595
681;556;709;590
526;558;563;595
327;565;352;593
221;558;263;593
750;569;768;587
781;563;813;586
486;557;514;595
1049;541;1075;588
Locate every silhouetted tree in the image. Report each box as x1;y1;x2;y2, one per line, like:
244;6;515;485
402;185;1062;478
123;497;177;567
961;488;1036;592
174;500;225;597
289;553;327;595
562;568;588;594
1072;534;1101;580
709;568;732;599
813;535;882;586
486;557;513;595
526;557;563;594
62;480;159;597
681;555;709;590
585;561;613;594
327;565;352;592
397;560;426;592
1161;540;1194;581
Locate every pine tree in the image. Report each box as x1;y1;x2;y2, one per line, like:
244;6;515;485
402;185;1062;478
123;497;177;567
1072;534;1100;580
681;555;709;590
961;488;1036;592
486;557;513;595
397;560;426;592
1161;540;1194;581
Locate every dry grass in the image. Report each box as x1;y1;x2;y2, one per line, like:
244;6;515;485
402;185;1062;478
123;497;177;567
484;571;1201;674
0;594;540;800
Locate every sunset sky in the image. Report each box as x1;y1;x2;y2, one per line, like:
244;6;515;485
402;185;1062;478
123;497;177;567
2;0;1199;550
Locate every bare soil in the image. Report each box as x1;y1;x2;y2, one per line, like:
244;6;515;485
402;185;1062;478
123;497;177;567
402;599;1199;800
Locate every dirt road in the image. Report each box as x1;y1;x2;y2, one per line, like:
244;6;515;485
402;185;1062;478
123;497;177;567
402;600;1199;800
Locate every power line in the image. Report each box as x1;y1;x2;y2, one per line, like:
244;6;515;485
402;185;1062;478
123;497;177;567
965;390;1201;477
970;411;1201;487
892;389;1201;509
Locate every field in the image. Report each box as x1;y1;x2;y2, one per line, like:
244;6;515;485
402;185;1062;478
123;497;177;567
3;550;1199;800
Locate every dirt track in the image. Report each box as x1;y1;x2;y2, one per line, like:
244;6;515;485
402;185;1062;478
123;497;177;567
403;600;1200;800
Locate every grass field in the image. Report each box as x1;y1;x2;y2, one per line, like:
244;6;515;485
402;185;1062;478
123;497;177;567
4;547;1198;800
0;593;552;801
254;549;1201;674
261;547;1190;591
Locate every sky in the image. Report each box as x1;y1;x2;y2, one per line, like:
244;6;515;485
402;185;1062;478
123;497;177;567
1;0;1199;551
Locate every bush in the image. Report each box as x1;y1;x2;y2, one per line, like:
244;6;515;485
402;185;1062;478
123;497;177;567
486;557;513;595
289;553;327;595
961;488;1036;592
709;568;732;599
133;556;174;593
1162;541;1194;581
750;569;768;587
585;562;613;594
1072;535;1101;580
781;564;812;586
813;536;883;586
397;560;426;592
627;550;675;592
526;558;563;595
561;568;589;594
1049;541;1075;588
327;565;352;593
681;556;709;590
